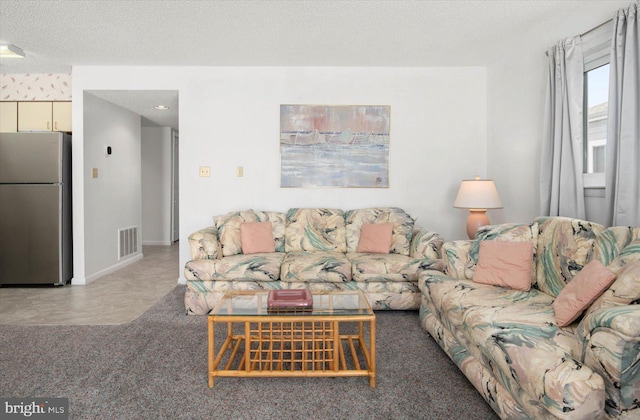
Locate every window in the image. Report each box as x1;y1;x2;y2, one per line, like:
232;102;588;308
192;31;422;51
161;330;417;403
581;21;613;188
585;64;609;174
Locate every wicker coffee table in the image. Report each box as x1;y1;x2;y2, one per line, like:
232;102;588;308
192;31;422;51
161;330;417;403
207;289;376;387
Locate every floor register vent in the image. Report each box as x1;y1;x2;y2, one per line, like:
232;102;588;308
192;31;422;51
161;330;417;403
118;226;139;259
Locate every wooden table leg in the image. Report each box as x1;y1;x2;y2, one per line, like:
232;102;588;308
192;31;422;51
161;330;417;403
369;317;376;388
208;317;215;388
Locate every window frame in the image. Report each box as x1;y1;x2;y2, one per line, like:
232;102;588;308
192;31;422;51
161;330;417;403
581;21;612;189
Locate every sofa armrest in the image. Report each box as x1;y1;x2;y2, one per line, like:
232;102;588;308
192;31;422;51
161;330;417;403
188;226;220;260
442;240;473;279
577;306;640;416
410;227;444;260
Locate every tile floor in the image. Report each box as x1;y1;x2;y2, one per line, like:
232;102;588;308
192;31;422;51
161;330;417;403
0;243;180;325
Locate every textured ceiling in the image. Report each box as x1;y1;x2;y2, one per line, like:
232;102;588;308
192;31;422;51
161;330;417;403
0;0;629;131
0;0;627;72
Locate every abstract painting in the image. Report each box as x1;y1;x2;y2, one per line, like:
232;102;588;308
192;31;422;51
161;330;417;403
280;105;390;188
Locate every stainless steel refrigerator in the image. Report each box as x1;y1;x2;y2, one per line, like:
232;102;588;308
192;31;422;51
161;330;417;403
0;132;72;285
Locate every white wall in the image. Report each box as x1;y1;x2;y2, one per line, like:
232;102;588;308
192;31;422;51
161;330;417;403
72;66;487;283
486;50;547;226
142;126;172;245
78;92;142;283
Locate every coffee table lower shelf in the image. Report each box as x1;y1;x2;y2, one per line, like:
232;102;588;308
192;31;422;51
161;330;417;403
208;315;376;388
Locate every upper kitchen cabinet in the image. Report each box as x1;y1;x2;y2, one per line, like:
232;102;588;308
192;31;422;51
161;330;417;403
18;102;53;131
52;102;72;132
17;101;72;132
0;102;18;132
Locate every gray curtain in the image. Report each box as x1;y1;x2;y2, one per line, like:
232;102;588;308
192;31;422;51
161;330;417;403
540;37;586;219
605;3;640;227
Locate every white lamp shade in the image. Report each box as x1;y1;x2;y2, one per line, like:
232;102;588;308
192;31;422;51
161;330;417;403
453;178;503;210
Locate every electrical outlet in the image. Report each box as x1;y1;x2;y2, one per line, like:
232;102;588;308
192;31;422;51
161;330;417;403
92;168;98;178
199;166;210;177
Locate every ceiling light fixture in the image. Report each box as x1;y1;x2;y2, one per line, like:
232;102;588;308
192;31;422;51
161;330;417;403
0;44;26;58
154;105;169;110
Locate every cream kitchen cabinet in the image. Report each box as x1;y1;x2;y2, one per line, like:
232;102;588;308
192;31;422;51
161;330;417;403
18;102;52;131
0;102;18;132
52;102;72;132
16;101;72;132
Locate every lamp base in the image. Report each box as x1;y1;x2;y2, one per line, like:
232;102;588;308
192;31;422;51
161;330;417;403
466;209;490;239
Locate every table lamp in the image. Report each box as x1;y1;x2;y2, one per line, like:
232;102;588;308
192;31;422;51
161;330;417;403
454;176;503;239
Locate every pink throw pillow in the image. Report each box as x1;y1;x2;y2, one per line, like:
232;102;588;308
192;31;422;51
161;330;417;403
553;260;616;327
357;223;393;254
473;241;534;291
240;222;275;254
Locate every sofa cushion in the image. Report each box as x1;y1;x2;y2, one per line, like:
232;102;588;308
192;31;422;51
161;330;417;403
216;210;257;257
349;252;438;282
356;223;393;254
589;226;640;266
216;210;286;257
535;217;605;297
284;208;347;253
419;274;555;341
605;238;640;276
259;211;287;252
184;253;285;281
280;251;352;282
240;222;276;254
553;260;617;327
441;240;474;279
473;241;534;291
345;207;414;255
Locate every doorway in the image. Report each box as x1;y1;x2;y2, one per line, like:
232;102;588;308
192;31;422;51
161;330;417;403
85;90;179;250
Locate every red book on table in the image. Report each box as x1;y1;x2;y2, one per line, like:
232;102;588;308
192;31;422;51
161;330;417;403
267;290;313;308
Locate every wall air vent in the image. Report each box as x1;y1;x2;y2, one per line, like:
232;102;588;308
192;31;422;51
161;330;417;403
118;226;138;259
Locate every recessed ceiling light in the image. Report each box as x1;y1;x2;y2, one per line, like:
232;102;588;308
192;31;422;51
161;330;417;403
154;105;169;110
0;44;25;59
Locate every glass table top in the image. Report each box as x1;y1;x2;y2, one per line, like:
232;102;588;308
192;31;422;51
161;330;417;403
210;290;373;317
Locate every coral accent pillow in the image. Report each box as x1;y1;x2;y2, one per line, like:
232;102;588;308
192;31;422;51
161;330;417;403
357;223;393;254
553;260;616;327
240;222;275;254
473;241;534;291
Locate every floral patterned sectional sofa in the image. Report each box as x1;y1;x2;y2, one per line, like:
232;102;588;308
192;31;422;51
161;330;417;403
420;216;640;419
184;207;445;315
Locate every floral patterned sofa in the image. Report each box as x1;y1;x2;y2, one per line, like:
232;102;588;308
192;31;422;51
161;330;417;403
185;207;444;315
419;216;640;419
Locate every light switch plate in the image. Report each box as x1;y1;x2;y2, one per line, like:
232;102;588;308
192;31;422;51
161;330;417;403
236;166;243;177
92;168;98;178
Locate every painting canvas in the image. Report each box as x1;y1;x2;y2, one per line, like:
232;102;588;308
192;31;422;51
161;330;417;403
280;105;390;188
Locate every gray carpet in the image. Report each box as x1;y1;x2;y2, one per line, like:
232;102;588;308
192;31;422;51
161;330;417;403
0;286;498;419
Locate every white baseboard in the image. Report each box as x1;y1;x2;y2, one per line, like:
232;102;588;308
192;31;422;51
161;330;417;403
72;253;144;285
142;240;172;246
